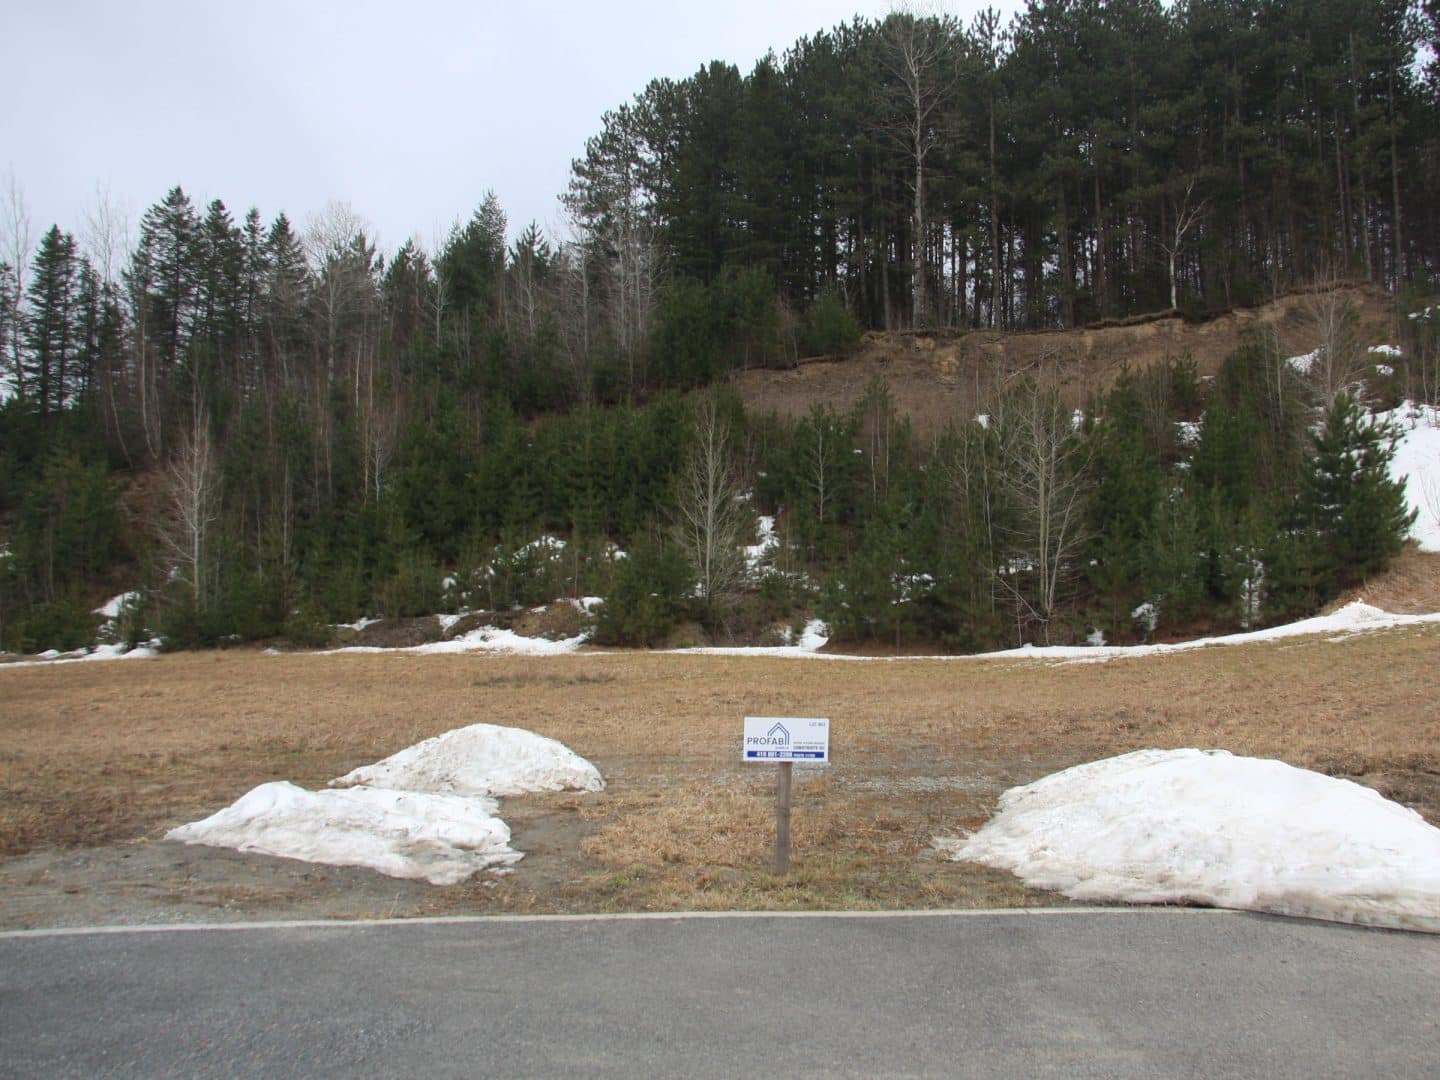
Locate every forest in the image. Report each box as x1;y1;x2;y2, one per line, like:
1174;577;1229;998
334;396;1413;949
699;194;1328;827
1;0;1437;654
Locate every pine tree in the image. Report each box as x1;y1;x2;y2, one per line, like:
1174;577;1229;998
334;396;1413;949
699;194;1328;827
1297;393;1415;590
22;226;81;417
130;186;201;376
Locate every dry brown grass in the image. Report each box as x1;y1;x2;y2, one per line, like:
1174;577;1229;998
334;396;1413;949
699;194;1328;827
1;618;1437;916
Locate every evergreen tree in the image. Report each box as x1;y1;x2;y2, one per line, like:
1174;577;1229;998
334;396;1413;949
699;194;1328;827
1296;393;1415;590
129;186;201;376
21;226;82;417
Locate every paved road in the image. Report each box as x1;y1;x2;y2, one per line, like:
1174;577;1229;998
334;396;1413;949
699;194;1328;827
2;909;1437;1078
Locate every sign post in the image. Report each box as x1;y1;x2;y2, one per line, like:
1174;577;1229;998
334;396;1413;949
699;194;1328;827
742;717;830;873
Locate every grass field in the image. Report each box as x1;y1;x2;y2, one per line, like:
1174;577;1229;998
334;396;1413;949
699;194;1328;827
1;619;1437;923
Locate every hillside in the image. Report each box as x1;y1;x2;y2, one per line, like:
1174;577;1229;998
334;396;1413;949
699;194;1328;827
735;286;1397;435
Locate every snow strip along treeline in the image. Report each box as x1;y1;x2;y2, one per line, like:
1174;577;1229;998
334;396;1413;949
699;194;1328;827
167;724;603;884
936;749;1440;933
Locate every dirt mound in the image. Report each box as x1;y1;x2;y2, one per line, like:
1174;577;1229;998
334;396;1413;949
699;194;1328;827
735;285;1396;435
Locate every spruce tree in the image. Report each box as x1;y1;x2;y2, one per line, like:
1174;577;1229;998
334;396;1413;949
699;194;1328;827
22;226;81;417
1298;394;1416;591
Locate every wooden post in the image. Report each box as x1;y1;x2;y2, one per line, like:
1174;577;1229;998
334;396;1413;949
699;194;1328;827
775;761;793;873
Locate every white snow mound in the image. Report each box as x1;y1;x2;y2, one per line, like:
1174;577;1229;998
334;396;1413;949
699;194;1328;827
942;748;1440;932
165;781;521;885
332;722;605;797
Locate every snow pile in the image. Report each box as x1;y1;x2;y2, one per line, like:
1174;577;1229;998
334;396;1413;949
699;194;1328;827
0;641;159;668
939;749;1440;931
332;722;605;797
1368;344;1402;358
1286;349;1319;374
169;723;604;883
1379;402;1440;552
415;626;588;657
167;782;520;885
325;625;588;658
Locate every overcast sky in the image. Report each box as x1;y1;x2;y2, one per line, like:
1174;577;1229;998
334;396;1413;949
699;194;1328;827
3;0;1015;260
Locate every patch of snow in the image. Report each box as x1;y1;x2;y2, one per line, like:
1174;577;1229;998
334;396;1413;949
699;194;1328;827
1286;349;1318;374
94;591;141;619
413;626;587;656
1175;420;1203;447
745;515;779;571
166;782;520;885
1368;344;1402;358
332;722;604;798
520;535;566;556
571;596;605;615
1377;402;1440;552
335;616;381;633
1131;601;1158;635
1085;628;1106;647
937;749;1440;932
987;602;1440;664
1375;363;1394;377
84;642;159;661
975;414;990;430
681;619;830;656
1236;555;1264;629
0;641;160;668
436;612;468;633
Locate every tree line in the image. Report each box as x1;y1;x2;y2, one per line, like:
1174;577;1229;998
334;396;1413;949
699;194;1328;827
570;0;1440;329
1;0;1434;653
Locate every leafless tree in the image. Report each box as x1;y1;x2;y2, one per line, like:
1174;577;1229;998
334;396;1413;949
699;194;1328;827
675;396;749;615
1158;176;1206;311
157;409;220;613
995;378;1092;643
2;171;32;392
1297;285;1367;408
881;4;960;328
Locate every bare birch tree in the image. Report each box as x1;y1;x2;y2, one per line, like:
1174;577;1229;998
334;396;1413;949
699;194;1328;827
675;396;749;615
158;410;220;613
1158;176;1206;311
996;379;1092;643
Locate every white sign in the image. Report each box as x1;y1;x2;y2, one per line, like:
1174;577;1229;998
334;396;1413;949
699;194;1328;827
743;716;830;763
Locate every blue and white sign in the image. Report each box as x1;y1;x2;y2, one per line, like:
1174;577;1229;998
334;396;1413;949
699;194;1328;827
743;716;830;763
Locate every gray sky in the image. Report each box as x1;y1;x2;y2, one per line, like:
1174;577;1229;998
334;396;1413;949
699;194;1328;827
3;0;1011;259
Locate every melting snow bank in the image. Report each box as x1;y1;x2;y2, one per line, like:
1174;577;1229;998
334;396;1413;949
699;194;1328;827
0;642;160;668
167;782;520;885
1381;401;1440;552
980;601;1440;664
937;749;1440;932
168;724;602;883
322;625;588;658
332;722;605;797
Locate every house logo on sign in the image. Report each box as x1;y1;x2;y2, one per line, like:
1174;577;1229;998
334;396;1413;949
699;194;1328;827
743;717;828;762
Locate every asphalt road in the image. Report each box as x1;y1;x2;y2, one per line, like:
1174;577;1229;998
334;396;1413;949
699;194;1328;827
2;909;1437;1078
